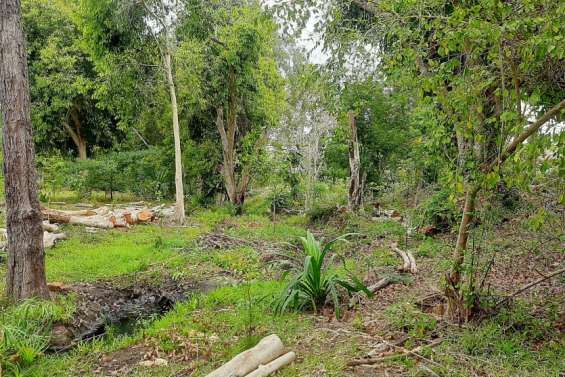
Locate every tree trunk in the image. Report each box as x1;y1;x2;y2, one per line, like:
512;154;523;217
164;51;185;223
63;107;87;160
444;185;479;322
216;65;248;211
444;99;565;322
348;111;362;212
0;0;49;301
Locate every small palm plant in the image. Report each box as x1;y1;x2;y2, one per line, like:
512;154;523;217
273;231;372;318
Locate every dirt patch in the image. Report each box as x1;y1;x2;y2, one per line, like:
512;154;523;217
49;276;220;351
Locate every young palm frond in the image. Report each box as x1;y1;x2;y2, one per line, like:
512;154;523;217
273;231;372;318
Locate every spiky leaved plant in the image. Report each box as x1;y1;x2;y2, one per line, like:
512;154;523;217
274;231;372;318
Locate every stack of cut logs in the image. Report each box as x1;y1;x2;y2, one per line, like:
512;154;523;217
41;206;155;229
0;205;166;251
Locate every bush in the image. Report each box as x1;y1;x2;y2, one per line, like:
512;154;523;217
417;189;459;230
273;231;371;318
38;148;174;200
306;203;339;223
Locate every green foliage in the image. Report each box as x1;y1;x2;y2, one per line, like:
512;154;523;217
38;149;174;200
273;231;371;318
0;298;75;370
451;303;564;374
417;189;459;230
23;0;120;158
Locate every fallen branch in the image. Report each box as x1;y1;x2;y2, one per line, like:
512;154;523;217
1;228;67;249
391;242;418;273
348;338;443;367
349;277;396;307
205;334;285;377
495;267;565;308
244;352;296;377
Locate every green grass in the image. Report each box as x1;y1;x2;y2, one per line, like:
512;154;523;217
44;225;200;283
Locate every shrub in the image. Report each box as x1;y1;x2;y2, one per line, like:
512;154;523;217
273;231;372;318
417;189;459;230
38;148;174;200
0;298;74;371
306;203;339;223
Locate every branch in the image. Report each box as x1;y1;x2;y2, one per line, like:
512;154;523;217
484;99;565;173
210;36;227;48
495;267;565;308
132;127;151;147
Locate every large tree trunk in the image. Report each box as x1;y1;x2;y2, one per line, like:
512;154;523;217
164;51;185;223
348;111;362;212
0;0;49;301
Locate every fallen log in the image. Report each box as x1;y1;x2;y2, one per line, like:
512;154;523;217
0;228;67;249
69;215;115;229
43;231;67;248
42;221;59;232
245;351;296;377
42;208;114;229
391;242;417;274
205;334;285;377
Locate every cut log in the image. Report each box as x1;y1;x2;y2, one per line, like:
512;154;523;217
49;208;97;217
1;228;67;249
43;231;67;248
68;215;114;229
245;352;296;377
42;221;59;232
390;243;417;274
42;209;114;229
205;334;285;377
136;209;153;222
93;206;110;216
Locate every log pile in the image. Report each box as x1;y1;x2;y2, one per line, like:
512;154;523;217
41;205;159;229
0;204;174;252
205;334;295;377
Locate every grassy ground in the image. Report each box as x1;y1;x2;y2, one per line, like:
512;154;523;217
0;193;563;377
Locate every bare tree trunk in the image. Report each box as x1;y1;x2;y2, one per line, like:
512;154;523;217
0;0;49;301
445;185;478;322
63;108;87;160
348;111;362;212
164;51;185;223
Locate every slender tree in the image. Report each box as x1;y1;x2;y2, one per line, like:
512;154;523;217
0;0;49;300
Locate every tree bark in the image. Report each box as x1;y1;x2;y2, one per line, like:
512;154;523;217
348;111;362;212
164;51;185;223
0;0;49;300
